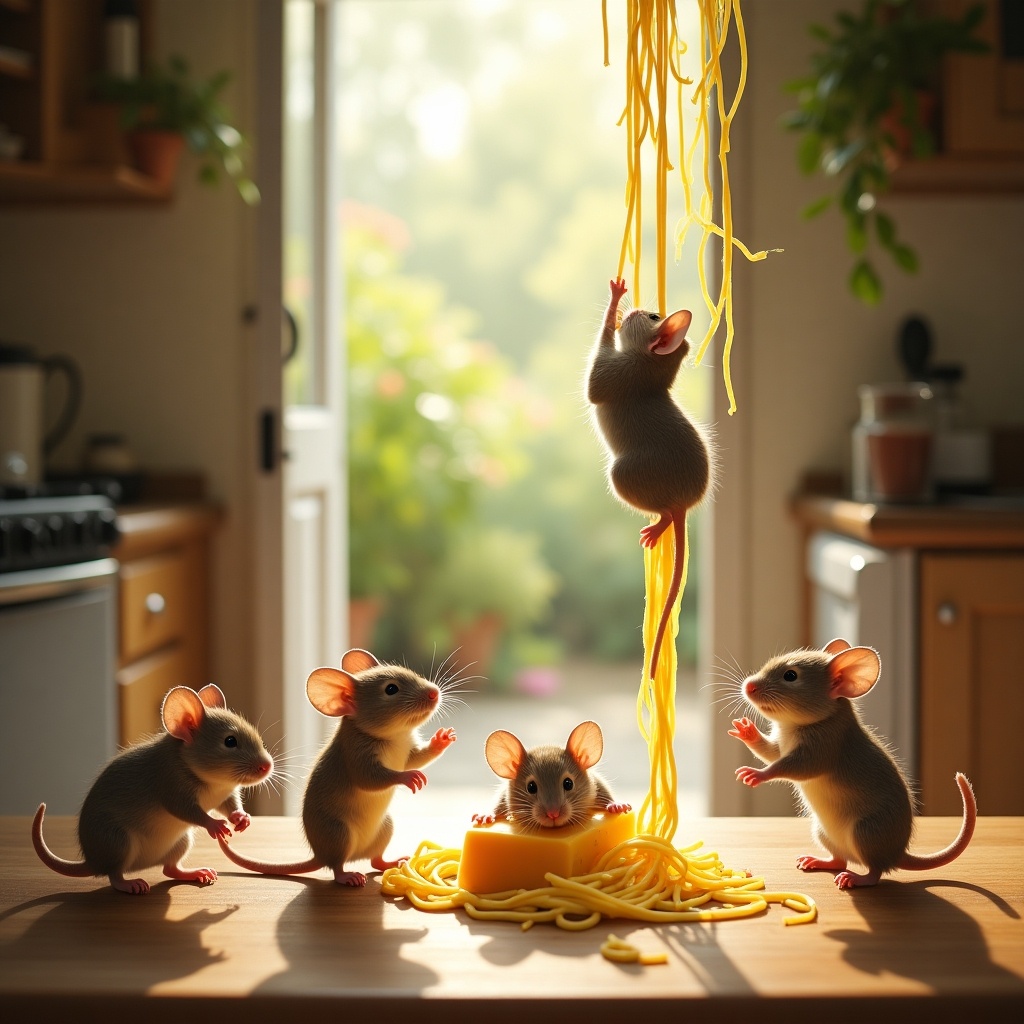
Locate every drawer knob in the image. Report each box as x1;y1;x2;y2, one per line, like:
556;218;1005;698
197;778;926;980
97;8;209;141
936;601;958;626
145;592;166;615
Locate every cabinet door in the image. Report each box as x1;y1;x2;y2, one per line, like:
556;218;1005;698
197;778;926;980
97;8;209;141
919;553;1024;814
118;645;190;747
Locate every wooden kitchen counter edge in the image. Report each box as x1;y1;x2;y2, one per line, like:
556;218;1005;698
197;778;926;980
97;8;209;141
113;501;224;560
791;493;1024;548
1;814;1021;1024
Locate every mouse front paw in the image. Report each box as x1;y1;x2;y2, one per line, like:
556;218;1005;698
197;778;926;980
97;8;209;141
228;810;252;832
734;766;766;788
609;277;627;302
399;769;428;793
605;802;632;815
205;818;233;841
429;727;457;753
471;813;496;827
728;718;762;745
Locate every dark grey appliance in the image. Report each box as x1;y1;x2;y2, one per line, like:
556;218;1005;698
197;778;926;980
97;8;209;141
0;487;120;814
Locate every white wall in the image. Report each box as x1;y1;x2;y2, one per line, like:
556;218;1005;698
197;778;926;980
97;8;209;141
0;1;263;713
708;0;1024;815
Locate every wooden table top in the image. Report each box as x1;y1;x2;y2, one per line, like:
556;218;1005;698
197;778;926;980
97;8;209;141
1;809;1022;1023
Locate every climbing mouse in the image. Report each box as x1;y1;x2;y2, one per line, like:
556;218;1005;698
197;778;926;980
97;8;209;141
728;638;976;889
587;276;712;679
219;648;456;886
472;721;631;831
32;684;274;894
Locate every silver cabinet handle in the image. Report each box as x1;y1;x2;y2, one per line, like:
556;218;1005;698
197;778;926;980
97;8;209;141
145;592;166;615
937;601;958;626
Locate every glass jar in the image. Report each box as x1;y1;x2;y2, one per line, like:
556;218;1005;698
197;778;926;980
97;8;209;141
852;382;934;503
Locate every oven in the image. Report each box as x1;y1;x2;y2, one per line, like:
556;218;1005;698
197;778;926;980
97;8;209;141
0;489;120;814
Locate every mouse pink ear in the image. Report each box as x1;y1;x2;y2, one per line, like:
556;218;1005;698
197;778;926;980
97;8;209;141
649;309;692;356
162;686;207;744
306;668;357;718
197;684;226;709
341;648;380;675
828;646;881;700
823;638;852;655
485;730;526;780
566;721;604;770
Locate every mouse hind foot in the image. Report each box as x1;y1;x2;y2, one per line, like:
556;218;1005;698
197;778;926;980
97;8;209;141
163;863;218;886
835;867;882;889
796;855;847;872
109;872;150;895
640;513;673;549
370;855;408;871
333;868;368;887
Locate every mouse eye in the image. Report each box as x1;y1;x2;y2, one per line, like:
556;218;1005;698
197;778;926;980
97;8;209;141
648;313;660;321
562;777;574;792
783;669;798;682
385;682;399;695
527;780;538;794
224;735;237;748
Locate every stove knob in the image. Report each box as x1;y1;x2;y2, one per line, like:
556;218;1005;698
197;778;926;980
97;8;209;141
99;508;120;546
19;516;43;557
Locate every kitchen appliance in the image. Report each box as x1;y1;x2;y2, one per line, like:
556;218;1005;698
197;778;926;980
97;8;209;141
0;342;82;488
0;483;120;814
807;531;917;774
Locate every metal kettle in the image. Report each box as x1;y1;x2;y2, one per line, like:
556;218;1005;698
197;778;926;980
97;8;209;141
0;343;82;488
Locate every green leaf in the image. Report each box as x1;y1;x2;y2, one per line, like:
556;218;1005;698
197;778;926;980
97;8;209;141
846;216;867;254
892;244;919;272
800;194;833;220
849;260;883;305
875;211;896;249
797;132;823;175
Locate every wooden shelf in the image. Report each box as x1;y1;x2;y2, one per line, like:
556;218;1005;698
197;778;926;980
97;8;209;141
0;159;172;203
891;154;1024;194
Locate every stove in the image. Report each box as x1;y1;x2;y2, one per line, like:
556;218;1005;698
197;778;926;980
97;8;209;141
0;481;120;575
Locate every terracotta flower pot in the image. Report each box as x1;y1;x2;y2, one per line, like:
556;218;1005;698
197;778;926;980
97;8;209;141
450;612;504;681
128;128;185;189
348;596;384;652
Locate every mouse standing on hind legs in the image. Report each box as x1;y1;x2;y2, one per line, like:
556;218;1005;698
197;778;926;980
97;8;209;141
587;276;713;679
728;638;977;889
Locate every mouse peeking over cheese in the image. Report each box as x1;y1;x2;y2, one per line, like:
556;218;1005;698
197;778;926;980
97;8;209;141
472;721;631;832
32;684;274;894
729;638;977;889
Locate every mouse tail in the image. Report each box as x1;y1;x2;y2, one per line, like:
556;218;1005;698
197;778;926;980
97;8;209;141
899;773;977;871
648;515;687;681
32;804;93;877
217;834;322;875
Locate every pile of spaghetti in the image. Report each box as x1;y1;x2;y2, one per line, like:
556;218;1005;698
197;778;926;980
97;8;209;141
380;0;813;933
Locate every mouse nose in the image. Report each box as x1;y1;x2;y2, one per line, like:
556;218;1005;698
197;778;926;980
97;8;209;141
546;808;561;821
257;758;273;776
427;686;439;702
744;680;758;697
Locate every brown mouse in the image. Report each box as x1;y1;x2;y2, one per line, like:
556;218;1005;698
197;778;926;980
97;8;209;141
587;276;712;680
32;684;274;894
728;638;976;889
471;721;631;831
218;648;456;886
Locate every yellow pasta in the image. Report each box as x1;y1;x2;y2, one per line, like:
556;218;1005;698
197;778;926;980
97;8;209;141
603;0;781;415
379;2;813;940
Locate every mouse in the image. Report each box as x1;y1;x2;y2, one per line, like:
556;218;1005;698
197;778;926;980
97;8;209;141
32;683;274;895
728;638;977;889
218;648;456;886
471;720;632;831
587;276;712;680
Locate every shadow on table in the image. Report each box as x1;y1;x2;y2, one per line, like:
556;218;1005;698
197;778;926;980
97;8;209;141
0;885;238;991
826;879;1024;993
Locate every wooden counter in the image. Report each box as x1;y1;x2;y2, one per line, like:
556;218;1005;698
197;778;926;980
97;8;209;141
1;809;1022;1023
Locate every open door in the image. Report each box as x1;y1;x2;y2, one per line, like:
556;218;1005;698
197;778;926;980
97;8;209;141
252;0;345;815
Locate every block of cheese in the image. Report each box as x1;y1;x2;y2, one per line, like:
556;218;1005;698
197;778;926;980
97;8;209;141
457;812;637;894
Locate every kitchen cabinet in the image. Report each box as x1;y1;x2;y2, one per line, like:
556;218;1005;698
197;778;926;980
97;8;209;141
0;0;163;203
792;495;1024;815
113;502;221;746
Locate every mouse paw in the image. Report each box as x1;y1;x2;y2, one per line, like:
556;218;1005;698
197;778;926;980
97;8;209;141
228;810;252;832
797;855;846;873
370;855;408;871
205;818;233;841
335;870;367;887
609;277;627;302
399;769;428;793
472;813;496;827
164;864;218;886
728;718;762;744
429;727;457;753
734;766;766;788
605;802;632;815
111;874;150;895
835;869;880;890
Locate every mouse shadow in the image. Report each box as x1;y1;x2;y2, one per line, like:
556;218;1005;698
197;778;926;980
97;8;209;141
826;878;1024;995
248;871;440;997
0;883;240;993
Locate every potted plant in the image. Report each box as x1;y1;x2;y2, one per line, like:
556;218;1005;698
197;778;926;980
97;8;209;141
412;526;559;681
782;0;987;304
95;56;259;203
